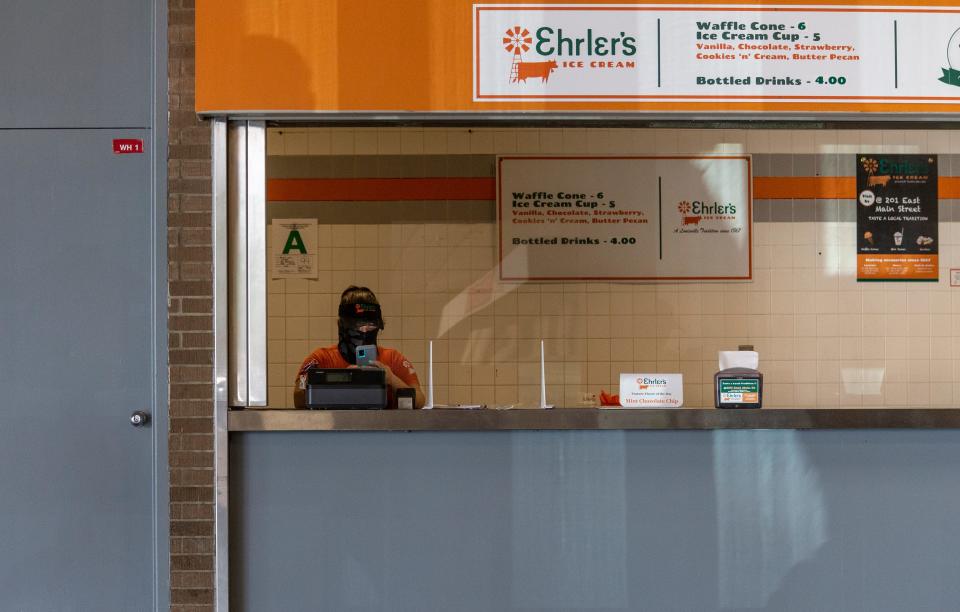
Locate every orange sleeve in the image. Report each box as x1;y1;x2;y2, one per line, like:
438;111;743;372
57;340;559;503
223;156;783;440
295;353;319;383
386;350;421;388
295;348;336;382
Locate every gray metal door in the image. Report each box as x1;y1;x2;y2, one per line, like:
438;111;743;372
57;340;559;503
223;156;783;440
0;129;156;610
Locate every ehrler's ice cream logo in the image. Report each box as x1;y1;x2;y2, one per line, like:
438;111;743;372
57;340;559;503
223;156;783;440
677;200;700;226
677;199;737;225
501;24;638;85
503;26;558;84
860;155;932;180
676;199;740;234
861;157;879;175
635;376;666;391
859;154;934;208
939;27;960;87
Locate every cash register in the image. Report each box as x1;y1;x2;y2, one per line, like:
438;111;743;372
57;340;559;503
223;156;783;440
304;367;387;409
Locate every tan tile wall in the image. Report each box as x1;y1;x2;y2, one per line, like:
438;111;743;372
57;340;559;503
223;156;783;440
266;127;960;409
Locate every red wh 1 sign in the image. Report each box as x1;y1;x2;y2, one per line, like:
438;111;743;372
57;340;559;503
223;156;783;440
112;139;144;154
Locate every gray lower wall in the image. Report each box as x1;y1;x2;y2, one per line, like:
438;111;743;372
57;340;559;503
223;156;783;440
231;429;960;612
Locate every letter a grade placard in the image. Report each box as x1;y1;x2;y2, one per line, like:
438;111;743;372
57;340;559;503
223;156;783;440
498;156;752;281
272;219;318;279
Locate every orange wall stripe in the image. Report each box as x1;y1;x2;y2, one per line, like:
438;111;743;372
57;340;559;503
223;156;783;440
938;176;960;198
753;177;854;199
268;177;960;202
754;177;960;199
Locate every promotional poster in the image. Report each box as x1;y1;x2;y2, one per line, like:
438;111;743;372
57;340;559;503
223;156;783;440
856;154;938;281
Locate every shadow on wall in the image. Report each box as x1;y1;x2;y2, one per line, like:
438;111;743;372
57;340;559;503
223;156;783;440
713;430;828;610
714;430;960;612
508;430;829;610
230;35;314;110
221;4;315;111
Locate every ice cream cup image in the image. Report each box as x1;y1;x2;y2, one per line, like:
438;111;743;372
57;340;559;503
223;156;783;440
894;230;903;246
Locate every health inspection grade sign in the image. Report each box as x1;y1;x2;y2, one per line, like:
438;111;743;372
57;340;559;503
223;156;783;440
475;4;960;103
497;156;751;281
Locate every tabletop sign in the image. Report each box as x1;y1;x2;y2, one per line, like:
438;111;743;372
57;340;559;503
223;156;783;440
619;373;683;408
112;139;143;154
498;156;751;281
856;154;938;282
718;379;761;405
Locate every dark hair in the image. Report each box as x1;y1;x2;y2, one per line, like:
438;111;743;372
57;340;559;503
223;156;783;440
339;285;384;329
340;285;379;307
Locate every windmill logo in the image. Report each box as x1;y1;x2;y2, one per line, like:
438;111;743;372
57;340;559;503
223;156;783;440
502;26;557;84
860;156;891;189
677;200;701;226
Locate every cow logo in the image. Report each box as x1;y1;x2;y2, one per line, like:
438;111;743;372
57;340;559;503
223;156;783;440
503;26;558;84
940;27;960;87
677;200;701;226
674;199;739;234
860;156;892;189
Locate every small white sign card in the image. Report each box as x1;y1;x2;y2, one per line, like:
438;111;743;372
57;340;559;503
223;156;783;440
618;373;683;408
272;219;318;280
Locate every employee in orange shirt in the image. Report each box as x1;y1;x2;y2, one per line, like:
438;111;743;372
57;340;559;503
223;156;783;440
294;285;425;409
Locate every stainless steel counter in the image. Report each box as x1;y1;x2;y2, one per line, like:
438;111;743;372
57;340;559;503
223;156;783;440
228;408;960;431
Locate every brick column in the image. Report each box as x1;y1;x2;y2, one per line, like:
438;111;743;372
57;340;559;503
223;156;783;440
168;1;215;610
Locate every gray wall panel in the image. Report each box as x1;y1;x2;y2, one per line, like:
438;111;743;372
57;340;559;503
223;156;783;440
231;430;960;612
0;1;152;127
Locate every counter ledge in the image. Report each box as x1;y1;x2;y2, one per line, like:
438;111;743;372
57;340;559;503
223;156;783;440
227;408;960;431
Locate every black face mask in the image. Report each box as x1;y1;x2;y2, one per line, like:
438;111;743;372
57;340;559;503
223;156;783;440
337;323;379;364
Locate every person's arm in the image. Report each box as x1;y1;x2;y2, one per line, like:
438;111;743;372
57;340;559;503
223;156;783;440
293;356;319;409
372;361;426;409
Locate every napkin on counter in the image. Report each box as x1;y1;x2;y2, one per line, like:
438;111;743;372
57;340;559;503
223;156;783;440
599;391;620;406
719;350;759;370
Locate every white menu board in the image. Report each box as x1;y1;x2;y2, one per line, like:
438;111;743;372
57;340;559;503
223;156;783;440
498;156;751;280
476;5;960;105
